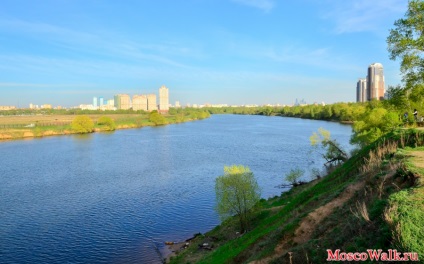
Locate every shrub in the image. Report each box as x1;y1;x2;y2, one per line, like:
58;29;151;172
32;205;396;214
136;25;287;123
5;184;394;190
71;115;94;134
285;168;304;185
149;111;167;126
97;116;116;131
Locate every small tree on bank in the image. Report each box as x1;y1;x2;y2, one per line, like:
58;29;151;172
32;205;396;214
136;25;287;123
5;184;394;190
215;165;261;233
310;128;348;166
149;110;167;126
97;116;116;131
71;115;94;134
284;168;305;186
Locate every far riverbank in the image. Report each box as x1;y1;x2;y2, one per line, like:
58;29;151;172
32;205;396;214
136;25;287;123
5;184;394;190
0;109;210;141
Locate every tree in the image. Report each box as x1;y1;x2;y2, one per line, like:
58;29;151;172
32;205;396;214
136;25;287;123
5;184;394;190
97;116;116;131
310;128;348;166
387;0;424;89
215;165;261;233
149;110;167;126
284;168;304;186
71;115;94;133
350;108;402;147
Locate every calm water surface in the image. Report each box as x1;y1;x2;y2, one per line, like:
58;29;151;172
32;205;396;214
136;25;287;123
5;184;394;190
0;115;353;263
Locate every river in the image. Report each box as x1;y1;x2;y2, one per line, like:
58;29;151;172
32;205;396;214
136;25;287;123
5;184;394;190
0;114;353;263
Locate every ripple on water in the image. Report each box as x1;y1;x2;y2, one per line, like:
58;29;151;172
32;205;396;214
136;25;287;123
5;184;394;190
0;115;353;263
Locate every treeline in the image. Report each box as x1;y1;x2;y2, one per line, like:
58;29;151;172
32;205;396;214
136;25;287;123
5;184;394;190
204;90;423;148
0;107;211;117
202;103;366;121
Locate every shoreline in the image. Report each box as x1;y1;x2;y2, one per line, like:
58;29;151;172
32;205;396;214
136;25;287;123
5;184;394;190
0;118;206;142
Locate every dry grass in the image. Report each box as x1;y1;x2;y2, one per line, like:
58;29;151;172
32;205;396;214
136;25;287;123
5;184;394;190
0;114;146;125
350;201;370;222
360;140;398;174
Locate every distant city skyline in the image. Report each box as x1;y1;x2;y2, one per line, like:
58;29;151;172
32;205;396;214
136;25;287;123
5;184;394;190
0;0;408;106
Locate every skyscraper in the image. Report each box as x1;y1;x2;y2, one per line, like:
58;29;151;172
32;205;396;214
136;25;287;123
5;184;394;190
159;85;169;112
132;95;148;111
99;97;104;106
146;94;157;111
367;63;385;101
114;94;130;110
356;78;367;102
93;97;98;109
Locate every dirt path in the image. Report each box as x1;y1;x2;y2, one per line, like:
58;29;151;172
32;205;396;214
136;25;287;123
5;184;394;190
409;151;424;168
250;181;365;264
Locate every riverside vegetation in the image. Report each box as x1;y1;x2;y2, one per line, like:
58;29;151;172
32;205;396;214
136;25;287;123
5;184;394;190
169;129;423;263
169;2;423;263
0;108;210;140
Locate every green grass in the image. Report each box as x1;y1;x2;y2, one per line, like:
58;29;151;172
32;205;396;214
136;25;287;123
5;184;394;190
0;111;210;140
170;129;424;264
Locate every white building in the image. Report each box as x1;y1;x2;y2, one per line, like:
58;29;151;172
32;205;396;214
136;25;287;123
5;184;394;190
159;85;169;112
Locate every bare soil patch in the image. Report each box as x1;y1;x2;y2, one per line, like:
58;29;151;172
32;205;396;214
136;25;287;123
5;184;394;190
250;181;365;264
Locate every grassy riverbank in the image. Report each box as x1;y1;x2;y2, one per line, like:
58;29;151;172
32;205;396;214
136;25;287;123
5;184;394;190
168;129;423;263
0;109;210;140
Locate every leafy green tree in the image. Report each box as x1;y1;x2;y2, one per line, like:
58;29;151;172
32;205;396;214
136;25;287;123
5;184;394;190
149;110;167;126
284;168;304;186
97;116;116;131
261;107;273;116
384;85;410;111
387;0;424;88
215;165;261;233
71;115;94;133
350;107;403;147
310;128;348;166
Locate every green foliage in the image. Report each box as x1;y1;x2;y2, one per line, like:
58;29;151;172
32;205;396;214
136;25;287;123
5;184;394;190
215;165;261;232
284;168;304;185
97;116;116;131
387;189;424;256
387;0;424;88
71;115;94;133
260;107;273;116
384;85;410;110
311;128;348;166
351;108;398;147
148;110;167;126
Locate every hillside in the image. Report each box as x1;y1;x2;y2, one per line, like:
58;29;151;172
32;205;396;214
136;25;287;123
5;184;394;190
168;129;423;263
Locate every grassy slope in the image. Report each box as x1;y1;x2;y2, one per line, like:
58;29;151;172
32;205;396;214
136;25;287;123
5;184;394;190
170;129;424;264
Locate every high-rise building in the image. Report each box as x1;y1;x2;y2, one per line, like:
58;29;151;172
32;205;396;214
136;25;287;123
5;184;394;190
147;94;157;111
133;95;148;111
93;97;98;109
99;97;104;106
175;101;181;108
367;63;385;101
356;78;367;102
114;94;131;110
159;85;169;112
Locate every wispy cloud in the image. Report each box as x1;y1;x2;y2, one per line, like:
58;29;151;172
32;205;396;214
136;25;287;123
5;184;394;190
0;18;197;68
231;0;275;12
321;0;407;34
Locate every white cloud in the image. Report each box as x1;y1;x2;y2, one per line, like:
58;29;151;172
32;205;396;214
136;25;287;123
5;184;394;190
0;18;196;68
231;0;275;12
321;0;407;34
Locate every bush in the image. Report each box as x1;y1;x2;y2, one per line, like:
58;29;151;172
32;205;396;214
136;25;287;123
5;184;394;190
97;116;116;131
149;111;167;126
285;168;304;185
71;115;94;133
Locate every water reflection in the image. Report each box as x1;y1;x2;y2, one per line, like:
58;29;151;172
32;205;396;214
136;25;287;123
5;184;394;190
0;115;353;263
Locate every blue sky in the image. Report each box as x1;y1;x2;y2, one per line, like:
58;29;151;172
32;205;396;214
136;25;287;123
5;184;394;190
0;0;408;107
